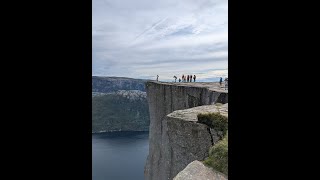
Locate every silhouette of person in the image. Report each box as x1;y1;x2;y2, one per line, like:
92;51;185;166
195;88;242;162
173;76;177;82
219;77;223;86
193;75;196;82
182;75;185;82
179;78;181;82
224;78;228;90
156;75;159;81
187;75;189;82
190;75;193;82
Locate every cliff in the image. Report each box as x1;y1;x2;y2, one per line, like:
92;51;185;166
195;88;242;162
144;81;228;180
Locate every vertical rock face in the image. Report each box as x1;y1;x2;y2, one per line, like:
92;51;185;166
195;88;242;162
144;81;228;180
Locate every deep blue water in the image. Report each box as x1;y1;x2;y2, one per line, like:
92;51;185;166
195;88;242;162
92;131;149;180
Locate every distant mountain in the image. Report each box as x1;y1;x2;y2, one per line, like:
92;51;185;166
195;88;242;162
92;90;149;133
92;76;148;93
92;76;150;133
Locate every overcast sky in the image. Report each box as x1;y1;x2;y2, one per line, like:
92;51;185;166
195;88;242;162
93;0;228;82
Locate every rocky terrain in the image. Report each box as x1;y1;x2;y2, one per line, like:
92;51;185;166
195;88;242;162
173;160;227;180
144;81;228;180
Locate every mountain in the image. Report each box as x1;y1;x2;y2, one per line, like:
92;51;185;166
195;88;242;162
92;76;148;93
92;76;150;133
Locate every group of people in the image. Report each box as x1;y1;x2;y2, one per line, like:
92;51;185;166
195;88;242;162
220;77;228;90
156;75;228;90
175;74;196;82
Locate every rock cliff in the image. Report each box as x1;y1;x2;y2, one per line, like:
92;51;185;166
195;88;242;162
144;81;228;180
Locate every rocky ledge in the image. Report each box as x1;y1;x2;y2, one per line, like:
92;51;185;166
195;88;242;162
158;104;228;180
173;160;227;180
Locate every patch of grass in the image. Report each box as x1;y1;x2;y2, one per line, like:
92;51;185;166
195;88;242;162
203;133;228;175
198;112;228;175
197;112;228;137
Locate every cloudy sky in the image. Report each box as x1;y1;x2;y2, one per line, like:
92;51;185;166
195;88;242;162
93;0;228;82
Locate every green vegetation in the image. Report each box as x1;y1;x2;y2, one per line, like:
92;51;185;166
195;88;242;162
203;133;228;175
197;112;228;137
198;112;228;175
92;93;149;132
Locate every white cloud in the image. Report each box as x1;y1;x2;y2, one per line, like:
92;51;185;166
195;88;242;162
93;0;228;81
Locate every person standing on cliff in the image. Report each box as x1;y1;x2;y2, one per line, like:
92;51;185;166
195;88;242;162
190;75;193;82
224;78;228;90
193;75;196;82
182;75;185;82
156;75;159;81
219;77;223;86
179;78;181;82
187;75;189;82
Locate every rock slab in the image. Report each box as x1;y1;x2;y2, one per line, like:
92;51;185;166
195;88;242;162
173;160;228;180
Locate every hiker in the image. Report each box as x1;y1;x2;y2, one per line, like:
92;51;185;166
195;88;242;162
156;75;159;81
179;78;181;82
190;75;193;82
193;75;196;82
219;77;223;86
187;75;189;82
224;78;228;90
173;76;177;82
182;75;185;82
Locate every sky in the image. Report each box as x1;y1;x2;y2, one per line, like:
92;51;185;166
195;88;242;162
93;0;228;82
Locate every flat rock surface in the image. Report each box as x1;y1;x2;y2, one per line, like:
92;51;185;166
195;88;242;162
148;81;228;93
168;104;228;121
173;160;228;180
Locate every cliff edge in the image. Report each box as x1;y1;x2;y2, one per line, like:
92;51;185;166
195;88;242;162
144;81;228;180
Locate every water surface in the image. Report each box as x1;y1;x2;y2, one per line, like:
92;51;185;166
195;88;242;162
92;131;149;180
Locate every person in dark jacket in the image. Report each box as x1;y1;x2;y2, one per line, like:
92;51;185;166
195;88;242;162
187;75;189;82
219;77;223;86
193;75;196;82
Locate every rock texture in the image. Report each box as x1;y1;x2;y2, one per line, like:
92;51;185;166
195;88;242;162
173;160;227;180
144;81;228;180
